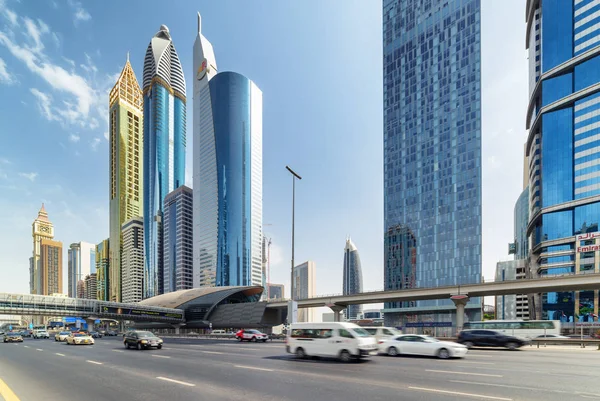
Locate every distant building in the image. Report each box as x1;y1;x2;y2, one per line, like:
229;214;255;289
84;274;97;300
293;261;316;322
122;217;144;303
67;242;96;298
514;187;529;260
360;309;383;320
495;260;529;320
322;313;335;323
95;239;109;301
268;283;284;300
163;186;193;293
31;204;54;295
343;238;363;320
40;238;62;295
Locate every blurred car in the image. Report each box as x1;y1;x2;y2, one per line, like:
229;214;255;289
107;330;118;336
457;330;528;350
3;333;24;343
363;327;402;342
123;331;163;350
20;330;32;338
55;331;71;342
378;334;467;359
235;329;269;342
66;332;95;345
90;331;102;339
535;334;569;339
566;334;593;339
99;329;108;336
32;330;50;339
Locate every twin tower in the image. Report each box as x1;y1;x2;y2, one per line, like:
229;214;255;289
109;13;262;302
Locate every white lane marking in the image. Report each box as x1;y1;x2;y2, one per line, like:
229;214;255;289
426;369;503;378
152;355;171;359
449;380;600;398
233;365;273;372
86;360;103;365
55;353;65;357
35;349;43;351
229;347;261;351
111;350;124;353
442;360;494;365
408;386;512;400
200;351;223;355
23;345;29;348
465;354;494;358
156;377;196;387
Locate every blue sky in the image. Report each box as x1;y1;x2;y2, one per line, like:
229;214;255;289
0;0;528;304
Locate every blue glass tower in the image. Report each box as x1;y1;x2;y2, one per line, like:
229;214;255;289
383;0;482;328
526;0;600;322
343;238;363;320
142;25;186;298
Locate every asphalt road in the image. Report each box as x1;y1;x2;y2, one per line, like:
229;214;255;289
1;336;600;401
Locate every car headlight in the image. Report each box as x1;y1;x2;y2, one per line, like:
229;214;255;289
141;340;148;343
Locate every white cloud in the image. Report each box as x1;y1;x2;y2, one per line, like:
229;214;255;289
30;88;58;122
103;131;108;141
0;57;16;85
68;0;91;24
90;137;101;151
4;9;17;26
68;133;80;143
23;17;48;53
19;172;38;182
0;158;10;164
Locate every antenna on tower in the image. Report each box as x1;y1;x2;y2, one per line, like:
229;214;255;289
197;12;202;34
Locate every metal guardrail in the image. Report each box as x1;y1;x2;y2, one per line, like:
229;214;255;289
530;338;600;349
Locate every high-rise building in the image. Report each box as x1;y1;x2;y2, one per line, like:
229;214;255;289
495;260;529;320
40;238;62;295
142;24;187;298
122;217;144;303
193;21;263;287
109;55;144;303
67;242;96;298
163;186;193;292
267;283;284;300
525;0;600;322
95;239;109;301
514;188;529;260
293;261;316;322
343;238;363;320
31;204;54;295
382;0;482;327
84;273;97;300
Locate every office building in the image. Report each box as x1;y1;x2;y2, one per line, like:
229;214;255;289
95;239;109;301
514;188;530;260
67;242;96;298
83;273;97;300
495;260;529;320
122;217;144;303
193;14;263;288
267;283;284;300
109;55;144;303
142;24;187;298
77;280;85;298
343;238;363;320
293;261;316;322
163;186;193;293
40;238;62;295
382;0;482;327
31;204;54;295
525;0;600;321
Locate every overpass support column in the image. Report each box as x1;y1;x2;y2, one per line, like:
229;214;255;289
327;304;346;322
172;324;184;335
451;295;470;334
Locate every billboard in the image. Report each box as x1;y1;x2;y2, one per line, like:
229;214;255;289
100;305;183;320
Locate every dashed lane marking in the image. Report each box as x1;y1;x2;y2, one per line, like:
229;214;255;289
425;369;503;378
152;355;171;359
233;365;273;372
55;353;65;357
408;386;512;400
86;360;103;365
156;377;195;387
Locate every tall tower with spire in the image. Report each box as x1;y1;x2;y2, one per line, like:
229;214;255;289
343;238;363;320
109;55;144;302
31;204;55;294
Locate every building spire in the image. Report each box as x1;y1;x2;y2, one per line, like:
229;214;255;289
197;11;201;34
126;51;130;63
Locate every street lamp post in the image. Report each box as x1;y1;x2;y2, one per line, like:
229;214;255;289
286;166;302;303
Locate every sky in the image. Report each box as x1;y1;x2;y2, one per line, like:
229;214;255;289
0;0;528;306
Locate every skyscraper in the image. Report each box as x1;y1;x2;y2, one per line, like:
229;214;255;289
343;238;363;320
383;0;482;327
293;261;316;322
143;24;187;298
163;185;193;292
122;217;144;303
40;238;62;295
267;283;284;300
31;204;54;295
67;242;96;298
95;238;109;301
193;13;263;288
84;273;97;300
525;0;600;321
109;55;144;303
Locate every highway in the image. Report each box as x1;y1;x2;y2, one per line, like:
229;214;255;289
1;336;600;401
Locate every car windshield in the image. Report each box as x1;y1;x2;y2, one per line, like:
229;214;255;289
137;332;156;338
351;328;371;337
421;336;439;342
7;333;19;337
245;330;259;334
73;333;85;337
60;332;70;335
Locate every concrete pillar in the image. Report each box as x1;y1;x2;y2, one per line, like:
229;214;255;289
327;304;346;322
171;324;184;335
451;294;470;335
334;310;341;322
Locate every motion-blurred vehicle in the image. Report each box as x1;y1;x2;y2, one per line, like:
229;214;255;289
535;334;569;339
363;327;402;342
378;334;467;359
66;332;94;345
90;331;102;338
123;331;163;350
457;330;528;350
33;330;49;339
20;330;32;338
236;329;268;342
3;333;24;343
566;334;593;339
55;331;71;342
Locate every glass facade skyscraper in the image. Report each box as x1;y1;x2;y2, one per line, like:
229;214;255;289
163;185;193;292
142;25;186;298
526;0;600;322
343;238;363;320
514;187;529;260
383;0;482;327
67;242;96;298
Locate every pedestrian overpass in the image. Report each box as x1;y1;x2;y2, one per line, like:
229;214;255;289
0;293;184;324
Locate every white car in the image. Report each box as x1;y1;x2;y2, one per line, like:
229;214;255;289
363;326;402;342
55;331;71;342
66;332;94;345
33;330;50;339
378;334;468;359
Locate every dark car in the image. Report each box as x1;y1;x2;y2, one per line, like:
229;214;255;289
90;331;102;338
107;330;118;336
20;330;32;338
123;330;163;350
3;332;24;343
457;330;527;350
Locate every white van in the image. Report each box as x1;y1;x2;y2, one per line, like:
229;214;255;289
286;322;378;362
362;327;402;342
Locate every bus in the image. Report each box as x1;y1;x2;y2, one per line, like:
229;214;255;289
463;320;561;339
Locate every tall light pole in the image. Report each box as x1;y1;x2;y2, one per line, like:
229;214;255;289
286;165;302;301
